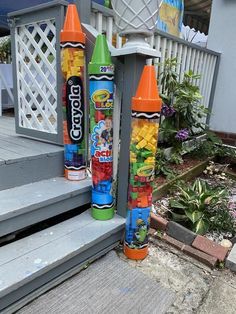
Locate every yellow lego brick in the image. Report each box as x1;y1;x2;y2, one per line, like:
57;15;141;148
73;50;84;57
150;137;157;145
130;157;137;163
146;143;156;153
73;58;84;67
134;135;142;143
145;157;155;163
144;133;153;141
136;139;147;149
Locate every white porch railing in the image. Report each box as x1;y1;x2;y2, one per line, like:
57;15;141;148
91;2;220;113
9;1;220;144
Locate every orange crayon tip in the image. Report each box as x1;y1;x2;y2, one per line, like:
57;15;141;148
132;65;162;112
60;4;85;44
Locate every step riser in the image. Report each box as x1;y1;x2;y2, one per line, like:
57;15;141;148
0;153;64;191
0;190;91;237
0;226;124;312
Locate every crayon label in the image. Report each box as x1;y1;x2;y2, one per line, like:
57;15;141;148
125;208;150;249
92;119;113;163
100;65;114;74
90;80;113;110
66;76;84;144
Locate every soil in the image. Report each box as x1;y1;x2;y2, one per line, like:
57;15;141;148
153;160;236;243
154;155;203;186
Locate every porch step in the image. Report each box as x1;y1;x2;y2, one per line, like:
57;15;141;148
0;210;125;313
0;177;91;237
0;116;64;190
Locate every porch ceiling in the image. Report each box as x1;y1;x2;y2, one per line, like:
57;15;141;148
184;0;212;34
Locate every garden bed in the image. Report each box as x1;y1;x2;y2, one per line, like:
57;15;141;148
153;156;209;200
151;159;236;269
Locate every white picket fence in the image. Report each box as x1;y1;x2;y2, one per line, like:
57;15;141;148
91;2;219;111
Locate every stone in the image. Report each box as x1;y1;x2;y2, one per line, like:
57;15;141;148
162;234;185;251
183;245;218;268
225;244;236;272
167;221;196;245
220;239;232;249
231;236;236;245
192;235;229;261
150;212;168;231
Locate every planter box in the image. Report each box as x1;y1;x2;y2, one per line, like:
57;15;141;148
153;159;209;201
163;134;207;160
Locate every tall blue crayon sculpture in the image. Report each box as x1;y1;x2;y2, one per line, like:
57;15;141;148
89;35;115;220
60;4;87;181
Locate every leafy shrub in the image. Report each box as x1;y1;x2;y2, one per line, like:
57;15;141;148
158;58;207;147
169;178;233;235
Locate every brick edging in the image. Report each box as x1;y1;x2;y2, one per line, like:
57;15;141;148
150;213;230;268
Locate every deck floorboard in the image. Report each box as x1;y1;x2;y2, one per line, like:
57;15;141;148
0;117;63;163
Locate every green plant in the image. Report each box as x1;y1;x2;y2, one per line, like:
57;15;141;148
169;178;228;234
155;148;175;179
191;131;236;160
0;38;11;63
169;152;184;165
209;205;236;235
158;58;208;146
174;71;208;132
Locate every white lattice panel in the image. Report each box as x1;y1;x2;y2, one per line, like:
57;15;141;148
15;19;57;133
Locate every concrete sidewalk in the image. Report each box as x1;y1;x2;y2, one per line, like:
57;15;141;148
118;235;236;314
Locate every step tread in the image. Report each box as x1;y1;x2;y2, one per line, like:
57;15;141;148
0;210;125;298
0;177;92;221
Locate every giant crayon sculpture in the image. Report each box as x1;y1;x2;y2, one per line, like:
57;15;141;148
60;4;87;181
89;35;114;220
124;65;162;260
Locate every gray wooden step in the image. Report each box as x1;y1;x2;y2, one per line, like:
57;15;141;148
0;210;125;313
0;177;91;237
0;116;64;191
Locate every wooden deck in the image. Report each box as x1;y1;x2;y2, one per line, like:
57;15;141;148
0;116;64;190
0;116;63;164
0;116;92;236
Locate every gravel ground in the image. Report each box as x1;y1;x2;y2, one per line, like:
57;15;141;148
116;234;236;314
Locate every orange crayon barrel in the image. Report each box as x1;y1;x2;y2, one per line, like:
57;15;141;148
124;65;162;260
60;4;87;181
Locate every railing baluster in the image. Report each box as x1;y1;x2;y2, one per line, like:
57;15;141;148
96;12;103;33
116;33;122;48
205;56;217;113
106;16;113;44
180;45;187;81
199;53;208;98
176;43;183;81
167;39;172;59
159;37;167;93
190;48;196;71
185;46;192;73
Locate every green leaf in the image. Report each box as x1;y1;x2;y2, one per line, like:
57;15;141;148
193;218;209;235
171;211;188;222
169;199;186;209
185;210;203;224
